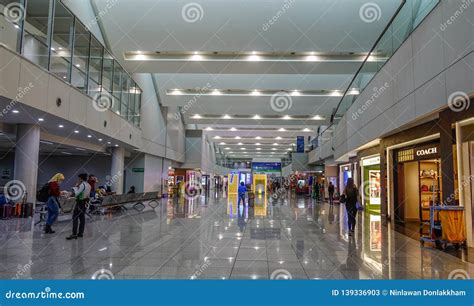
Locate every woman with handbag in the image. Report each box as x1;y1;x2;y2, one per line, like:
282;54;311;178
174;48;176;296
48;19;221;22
343;178;359;236
45;173;65;234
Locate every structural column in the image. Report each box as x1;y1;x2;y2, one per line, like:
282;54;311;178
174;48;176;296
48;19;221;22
13;124;40;205
110;147;125;194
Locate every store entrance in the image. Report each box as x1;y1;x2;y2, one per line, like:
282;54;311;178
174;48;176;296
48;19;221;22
394;143;442;236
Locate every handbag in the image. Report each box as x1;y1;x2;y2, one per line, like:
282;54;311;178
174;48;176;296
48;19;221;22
356;201;364;211
339;194;346;203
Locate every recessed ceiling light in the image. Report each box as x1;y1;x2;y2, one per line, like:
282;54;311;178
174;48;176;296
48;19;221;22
193;51;199;55
253;115;261;120
312;115;323;120
107;141;111;144
225;147;230;150
211;89;222;95
214;136;221;139
255;136;261;139
205;127;213;131
282;115;291;120
87;135;92;138
98;138;103;141
238;142;243;145
170;89;183;95
287;148;292;151
222;114;231;119
251;90;261;96
58;124;64;128
272;148;276;151
302;128;311;132
192;114;202;119
74;130;79;134
273;143;279;146
291;90;301;96
234;136;241;139
219;142;226;145
12;110;19;114
38;118;44;122
115;144;119;147
256;148;261;151
248;55;261;61
276;136;282;140
256;143;261;146
278;128;286;132
75;64;80;68
230;127;237;131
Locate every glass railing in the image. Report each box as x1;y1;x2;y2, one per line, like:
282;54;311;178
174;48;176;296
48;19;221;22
332;0;439;123
0;0;141;128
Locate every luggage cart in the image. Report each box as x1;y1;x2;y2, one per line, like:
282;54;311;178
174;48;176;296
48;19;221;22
420;205;466;250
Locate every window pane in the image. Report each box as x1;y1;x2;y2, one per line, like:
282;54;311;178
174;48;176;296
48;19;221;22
88;35;102;96
50;0;73;81
102;51;113;92
112;60;122;99
22;0;50;68
0;0;23;52
71;21;89;92
120;74;129;119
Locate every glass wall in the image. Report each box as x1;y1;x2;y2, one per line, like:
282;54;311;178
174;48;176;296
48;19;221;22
333;0;440;121
22;0;50;68
0;0;141;128
0;0;24;52
50;0;73;81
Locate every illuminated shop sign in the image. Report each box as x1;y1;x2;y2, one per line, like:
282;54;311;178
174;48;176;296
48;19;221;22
362;156;380;166
397;143;439;162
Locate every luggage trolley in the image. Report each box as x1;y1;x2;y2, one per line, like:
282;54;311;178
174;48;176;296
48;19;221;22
420;205;466;250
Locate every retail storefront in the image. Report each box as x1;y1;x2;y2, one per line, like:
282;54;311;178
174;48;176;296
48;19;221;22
392;141;442;232
338;163;352;193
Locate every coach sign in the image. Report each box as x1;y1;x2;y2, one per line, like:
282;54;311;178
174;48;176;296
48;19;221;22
397;143;440;163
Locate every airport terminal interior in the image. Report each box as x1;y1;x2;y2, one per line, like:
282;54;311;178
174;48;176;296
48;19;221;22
0;0;473;280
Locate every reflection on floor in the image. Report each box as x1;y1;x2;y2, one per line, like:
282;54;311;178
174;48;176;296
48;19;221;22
0;192;473;280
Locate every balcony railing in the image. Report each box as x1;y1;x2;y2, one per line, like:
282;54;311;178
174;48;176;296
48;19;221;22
331;0;440;123
0;0;141;127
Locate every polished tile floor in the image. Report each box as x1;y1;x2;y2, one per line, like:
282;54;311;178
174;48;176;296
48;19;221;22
0;192;473;280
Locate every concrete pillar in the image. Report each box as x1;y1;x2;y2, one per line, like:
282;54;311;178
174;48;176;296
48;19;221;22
13;124;40;204
110;147;125;194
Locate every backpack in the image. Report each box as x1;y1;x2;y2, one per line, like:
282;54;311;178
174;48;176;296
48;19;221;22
36;183;50;202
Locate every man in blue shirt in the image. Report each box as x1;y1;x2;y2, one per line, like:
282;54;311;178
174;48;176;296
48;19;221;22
238;182;247;206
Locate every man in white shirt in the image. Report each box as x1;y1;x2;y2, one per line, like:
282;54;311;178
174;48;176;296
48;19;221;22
66;173;91;240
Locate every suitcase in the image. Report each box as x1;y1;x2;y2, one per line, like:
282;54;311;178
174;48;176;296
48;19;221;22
0;204;13;219
21;203;33;218
14;203;22;217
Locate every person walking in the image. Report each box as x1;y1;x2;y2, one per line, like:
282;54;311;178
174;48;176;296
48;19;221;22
44;173;65;234
66;173;91;240
238;182;247;207
343;178;359;236
313;182;320;201
328;182;335;205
